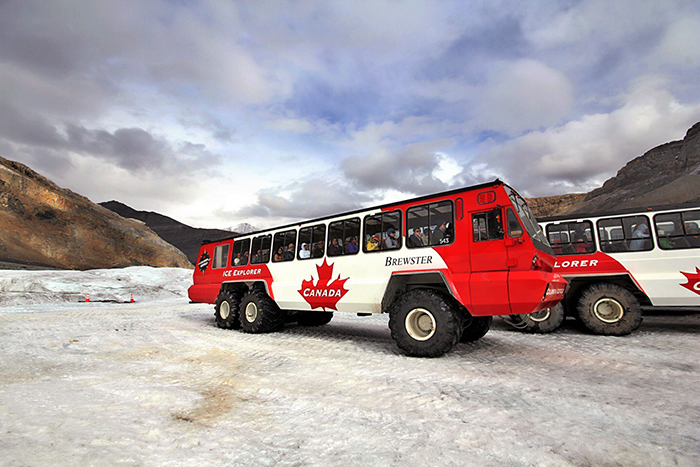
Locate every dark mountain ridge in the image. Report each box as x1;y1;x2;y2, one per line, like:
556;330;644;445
528;121;700;218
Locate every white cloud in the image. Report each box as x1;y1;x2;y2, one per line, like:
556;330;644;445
475;79;700;197
657;16;700;68
477;59;574;136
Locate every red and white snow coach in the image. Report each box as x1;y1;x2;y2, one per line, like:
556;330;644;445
188;180;566;357
507;204;700;335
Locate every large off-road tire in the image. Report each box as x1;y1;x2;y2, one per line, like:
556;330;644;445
388;289;463;358
238;288;286;333
215;290;242;330
506;303;565;334
460;315;492;342
297;311;333;326
576;283;642;336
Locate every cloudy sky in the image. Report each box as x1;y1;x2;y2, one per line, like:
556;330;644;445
1;1;699;229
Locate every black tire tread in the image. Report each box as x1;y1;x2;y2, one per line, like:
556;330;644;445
460;316;492;342
238;288;286;333
576;283;642;336
388;289;462;358
215;290;242;330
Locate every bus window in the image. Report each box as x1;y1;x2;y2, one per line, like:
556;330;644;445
231;238;250;267
272;230;297;262
328;217;360;256
298;224;326;260
654;210;700;249
546;221;595;255
212;244;229;269
251;234;272;264
406;200;453;248
363;210;402;252
598;216;652;253
473;209;503;242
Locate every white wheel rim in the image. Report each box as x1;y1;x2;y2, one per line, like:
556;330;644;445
530;308;551;323
593;298;624;323
220;301;230;320
245;302;258;323
405;308;436;341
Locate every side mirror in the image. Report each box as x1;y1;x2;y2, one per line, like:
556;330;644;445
493;207;504;238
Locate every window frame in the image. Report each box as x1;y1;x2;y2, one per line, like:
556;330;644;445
597;215;653;253
545;220;596;256
406;200;454;249
272;229;297;263
472;208;504;243
653;210;700;250
250;234;272;264
328;217;361;257
212;243;230;269
230;238;251;267
298;223;327;260
363;210;403;253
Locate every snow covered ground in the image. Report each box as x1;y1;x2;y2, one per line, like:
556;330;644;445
1;268;699;466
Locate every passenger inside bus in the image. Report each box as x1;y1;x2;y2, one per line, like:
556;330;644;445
345;236;359;254
366;235;380;251
630;224;650;251
312;241;324;258
273;247;284;262
299;243;310;259
385;228;399;249
431;222;447;244
284;243;295;261
408;228;424;247
328;238;342;256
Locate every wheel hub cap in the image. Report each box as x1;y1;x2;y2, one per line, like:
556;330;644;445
245;302;258;323
593;298;624;323
405;308;436;341
220;301;230;320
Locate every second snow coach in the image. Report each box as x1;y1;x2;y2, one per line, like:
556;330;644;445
506;203;700;335
188;180;566;357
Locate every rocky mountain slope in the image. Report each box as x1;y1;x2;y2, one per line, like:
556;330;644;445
0;157;192;270
528;121;700;218
100;201;234;264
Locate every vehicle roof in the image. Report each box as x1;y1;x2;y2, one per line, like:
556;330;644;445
539;202;700;223
202;179;505;245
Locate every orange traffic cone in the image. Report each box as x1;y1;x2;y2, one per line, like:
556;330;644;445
85;293;90;303
130;294;135;303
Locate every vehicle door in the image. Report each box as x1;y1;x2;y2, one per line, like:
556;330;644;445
469;207;511;315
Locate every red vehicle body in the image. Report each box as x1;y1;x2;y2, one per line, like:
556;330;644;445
190;180;566;357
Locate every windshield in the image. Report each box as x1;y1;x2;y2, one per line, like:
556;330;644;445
504;185;554;255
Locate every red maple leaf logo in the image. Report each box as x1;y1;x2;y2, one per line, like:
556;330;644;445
298;259;349;311
680;267;700;296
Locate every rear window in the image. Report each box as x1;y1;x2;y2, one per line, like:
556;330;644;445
212;244;230;269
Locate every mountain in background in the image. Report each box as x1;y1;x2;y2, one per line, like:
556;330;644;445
528;121;700;218
0;157;192;270
224;222;257;234
99;201;237;264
